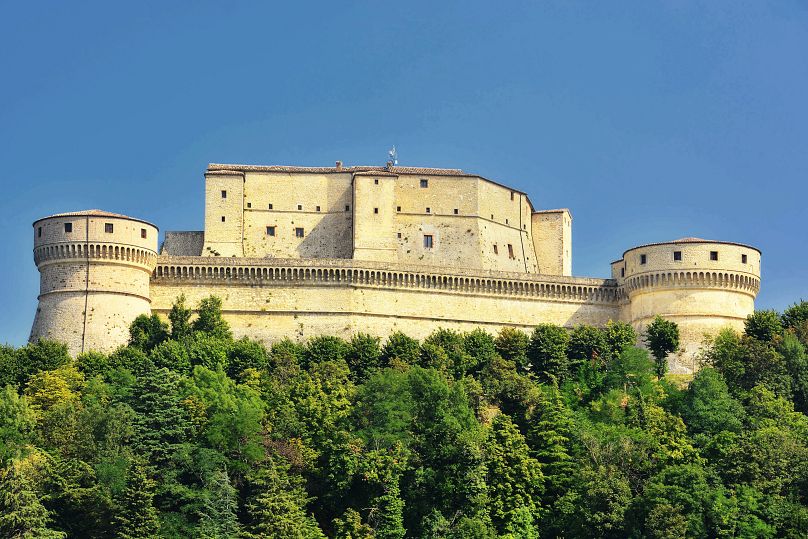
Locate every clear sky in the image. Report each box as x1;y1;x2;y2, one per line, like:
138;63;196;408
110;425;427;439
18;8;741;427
1;1;806;346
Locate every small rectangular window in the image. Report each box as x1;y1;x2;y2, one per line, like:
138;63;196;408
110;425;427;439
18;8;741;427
374;208;379;214
295;227;304;238
247;202;251;208
710;251;719;261
510;191;515;201
221;190;227;198
426;207;431;214
508;244;515;259
316;206;321;212
105;223;114;233
374;178;379;185
453;209;459;215
266;226;275;236
506;218;509;224
397;232;402;239
64;223;72;233
491;214;494;219
345;205;350;212
673;251;682;261
221;216;225;222
397;206;401;212
297;204;302;211
621;267;625;277
423;234;433;248
640;254;647;265
141;228;147;239
268;203;273;210
742;254;748;264
420;179;428;188
38;227;42;237
493;245;498;255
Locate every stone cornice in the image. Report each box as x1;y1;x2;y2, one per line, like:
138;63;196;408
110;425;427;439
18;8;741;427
623;268;760;297
34;241;158;271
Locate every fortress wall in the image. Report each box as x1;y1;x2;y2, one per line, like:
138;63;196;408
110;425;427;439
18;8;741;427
477;181;536;273
203;172;244;257
532;210;572;276
150;257;620;345
242;172;354;259
353;174;397;260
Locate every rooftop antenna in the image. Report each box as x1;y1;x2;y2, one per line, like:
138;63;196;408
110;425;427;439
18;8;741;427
387;145;398;167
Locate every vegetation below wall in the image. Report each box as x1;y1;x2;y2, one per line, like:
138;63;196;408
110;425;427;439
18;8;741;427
1;296;808;538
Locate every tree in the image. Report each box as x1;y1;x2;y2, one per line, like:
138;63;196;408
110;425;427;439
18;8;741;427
485;414;543;536
745;310;784;342
113;461;159;539
567;325;609;372
14;340;71;387
423;328;474;377
0;386;36;462
603;321;637;360
226;337;269;380
242;455;325;539
149;339;191;374
681;368;745;437
463;329;498;375
779;333;808;414
0;459;66;539
526;324;570;382
346;333;382;382
494;327;530;372
645;316;680;378
556;465;632;538
303;335;350;368
168;294;193;341
192;296;232;340
128;314;169;352
380;332;421;368
197;468;241;539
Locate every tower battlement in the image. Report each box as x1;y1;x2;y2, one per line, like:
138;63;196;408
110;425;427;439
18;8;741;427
30;164;761;373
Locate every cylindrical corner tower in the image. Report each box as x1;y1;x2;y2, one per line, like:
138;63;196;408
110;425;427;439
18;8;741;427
30;210;159;355
615;238;761;373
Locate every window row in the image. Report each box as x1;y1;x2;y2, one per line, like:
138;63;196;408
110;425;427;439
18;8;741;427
265;226;305;238
637;251;749;266
38;223;148;239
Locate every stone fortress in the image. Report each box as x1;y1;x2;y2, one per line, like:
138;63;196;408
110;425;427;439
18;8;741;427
30;162;761;373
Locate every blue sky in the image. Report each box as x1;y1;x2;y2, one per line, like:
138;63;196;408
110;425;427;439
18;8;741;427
1;1;806;346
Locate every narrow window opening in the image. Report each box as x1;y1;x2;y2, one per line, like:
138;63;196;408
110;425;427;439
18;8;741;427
345;205;350;212
221;216;225;222
64;223;72;233
510;191;514;201
38;227;42;238
420;179;428;188
105;223;114;233
640;254;647;265
374;208;379;214
673;251;682;261
397;206;401;212
621;267;625;277
266;226;275;236
453;208;459;215
710;251;719;261
297;204;302;211
493;244;498;255
268;203;273;210
426;207;431;214
221;190;227;198
491;214;494;219
374;178;379;185
508;244;515;259
316;206;321;212
506;218;509;225
423;234;433;248
141;228;147;239
295;228;304;238
742;254;748;264
247;202;251;208
397;232;402;239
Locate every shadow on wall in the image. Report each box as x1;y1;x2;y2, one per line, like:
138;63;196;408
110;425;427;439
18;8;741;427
296;213;353;259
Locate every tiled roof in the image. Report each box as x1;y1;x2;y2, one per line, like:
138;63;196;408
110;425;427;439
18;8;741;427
160;231;205;256
207;163;465;176
33;209;158;229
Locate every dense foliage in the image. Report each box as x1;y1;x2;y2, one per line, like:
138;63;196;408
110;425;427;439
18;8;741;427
1;297;807;538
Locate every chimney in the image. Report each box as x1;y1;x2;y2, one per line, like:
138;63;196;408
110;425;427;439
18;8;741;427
335;160;343;170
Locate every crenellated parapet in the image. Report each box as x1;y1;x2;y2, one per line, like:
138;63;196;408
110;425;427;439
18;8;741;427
153;256;621;305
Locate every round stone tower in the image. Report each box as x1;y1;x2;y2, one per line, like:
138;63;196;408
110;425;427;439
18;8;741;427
613;238;761;373
30;210;159;355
